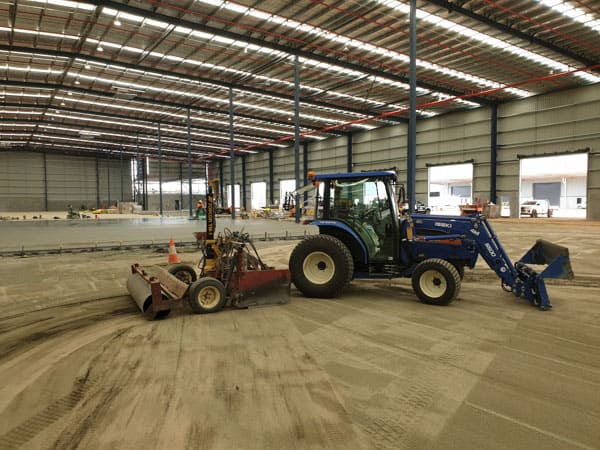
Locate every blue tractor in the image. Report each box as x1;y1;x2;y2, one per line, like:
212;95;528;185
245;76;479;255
289;170;574;310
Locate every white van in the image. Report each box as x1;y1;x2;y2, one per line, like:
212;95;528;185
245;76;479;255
520;199;552;218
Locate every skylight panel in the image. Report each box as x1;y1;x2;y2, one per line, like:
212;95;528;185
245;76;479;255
1;91;52;98
225;2;248;14
143;18;170;29
536;0;600;34
2;111;44;115
2;65;64;75
25;0;95;11
0;27;80;40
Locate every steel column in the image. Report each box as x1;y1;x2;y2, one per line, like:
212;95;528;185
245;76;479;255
490;103;498;204
179;162;184;211
229;86;236;219
303;141;309;204
241;155;247;210
95;156;100;208
120;145;124;202
107;153;111;207
187;107;193;217
43;151;48;211
143;157;147;211
294;55;301;223
407;0;418;214
268;150;274;205
219;161;224;205
158;122;163;216
347;133;353;173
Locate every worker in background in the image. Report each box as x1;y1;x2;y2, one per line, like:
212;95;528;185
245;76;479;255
195;199;205;219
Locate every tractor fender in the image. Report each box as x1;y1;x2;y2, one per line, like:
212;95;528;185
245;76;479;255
312;220;368;264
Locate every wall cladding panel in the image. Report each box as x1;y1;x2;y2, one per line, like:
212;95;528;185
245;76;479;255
498;84;600;218
0;152;45;210
0;152;133;211
308;136;346;173
210;84;600;219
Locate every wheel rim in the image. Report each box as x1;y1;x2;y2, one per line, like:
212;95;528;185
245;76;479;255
174;271;193;284
419;269;447;299
303;251;335;285
198;286;221;308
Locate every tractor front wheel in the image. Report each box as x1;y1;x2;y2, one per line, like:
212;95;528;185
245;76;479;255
289;235;353;298
188;277;226;313
412;258;461;306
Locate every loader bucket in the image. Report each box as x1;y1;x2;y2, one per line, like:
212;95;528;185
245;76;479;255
518;239;574;280
515;240;574;310
231;269;291;309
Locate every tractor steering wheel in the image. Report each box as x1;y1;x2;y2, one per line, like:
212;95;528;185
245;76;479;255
361;207;378;223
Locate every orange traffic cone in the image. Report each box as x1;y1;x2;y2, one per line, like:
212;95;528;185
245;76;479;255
168;237;180;264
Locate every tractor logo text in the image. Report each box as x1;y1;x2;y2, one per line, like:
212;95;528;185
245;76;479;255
434;222;452;229
485;242;497;257
470;228;480;236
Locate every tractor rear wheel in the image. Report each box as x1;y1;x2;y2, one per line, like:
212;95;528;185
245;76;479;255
412;258;461;306
289;235;353;298
168;264;197;284
188;277;226;313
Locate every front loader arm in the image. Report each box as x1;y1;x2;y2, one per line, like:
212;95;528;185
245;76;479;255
411;214;574;310
463;216;574;310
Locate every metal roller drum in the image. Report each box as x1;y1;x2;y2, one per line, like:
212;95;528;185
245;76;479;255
126;272;171;320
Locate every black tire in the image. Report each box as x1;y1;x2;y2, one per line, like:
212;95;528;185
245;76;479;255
289;235;354;298
450;261;465;280
547;209;553;218
425;208;431;214
188;277;226;314
531;209;538;218
412;258;461;306
168;264;197;284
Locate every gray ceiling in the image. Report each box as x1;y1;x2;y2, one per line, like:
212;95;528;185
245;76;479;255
1;0;599;162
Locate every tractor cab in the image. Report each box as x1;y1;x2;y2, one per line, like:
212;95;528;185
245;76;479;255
311;171;402;270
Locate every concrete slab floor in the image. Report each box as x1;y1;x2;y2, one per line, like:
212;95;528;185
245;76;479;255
0;213;318;252
0;219;599;449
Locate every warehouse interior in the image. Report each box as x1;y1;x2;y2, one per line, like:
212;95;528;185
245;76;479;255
1;0;600;449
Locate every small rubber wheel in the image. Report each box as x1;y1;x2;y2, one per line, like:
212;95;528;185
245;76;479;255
412;258;461;306
168;264;197;284
188;277;226;314
531;210;538;218
289;235;353;298
547;209;553;218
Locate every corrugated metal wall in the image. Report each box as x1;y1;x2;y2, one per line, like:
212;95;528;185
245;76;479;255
497;84;600;218
0;152;133;212
0;152;45;211
219;83;599;219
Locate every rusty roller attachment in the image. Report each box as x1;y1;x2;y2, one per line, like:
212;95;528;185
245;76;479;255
127;265;175;320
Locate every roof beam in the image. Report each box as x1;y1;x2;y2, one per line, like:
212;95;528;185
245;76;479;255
0;78;347;138
0;114;264;153
0;94;287;143
0;45;397;126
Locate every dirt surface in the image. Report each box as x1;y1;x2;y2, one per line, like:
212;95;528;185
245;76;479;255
0;219;599;449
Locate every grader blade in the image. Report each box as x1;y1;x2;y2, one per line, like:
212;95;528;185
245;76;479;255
231;269;291;308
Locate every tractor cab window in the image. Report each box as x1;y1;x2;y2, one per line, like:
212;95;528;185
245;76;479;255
326;178;394;260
